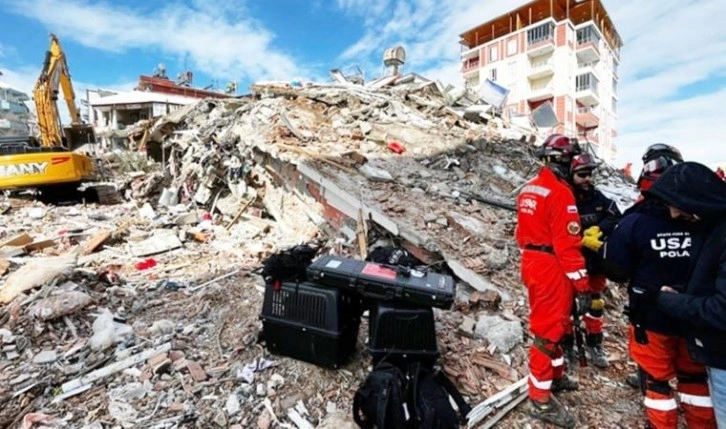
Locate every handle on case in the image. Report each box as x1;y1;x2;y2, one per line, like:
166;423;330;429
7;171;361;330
357;283;397;300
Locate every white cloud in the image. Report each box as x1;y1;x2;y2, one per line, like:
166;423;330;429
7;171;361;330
4;0;309;83
335;0;726;169
0;63;137;124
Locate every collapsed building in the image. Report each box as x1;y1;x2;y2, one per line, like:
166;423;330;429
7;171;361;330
0;72;642;428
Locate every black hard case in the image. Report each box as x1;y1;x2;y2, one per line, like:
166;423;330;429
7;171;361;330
260;281;361;369
306;255;455;309
368;301;439;365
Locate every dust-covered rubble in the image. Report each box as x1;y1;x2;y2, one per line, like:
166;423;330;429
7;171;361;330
0;78;642;428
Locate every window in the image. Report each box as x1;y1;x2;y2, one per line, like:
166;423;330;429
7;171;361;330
489;68;498;81
576;25;600;46
507;39;517;56
489;46;499;62
576;73;599;92
527;22;555;45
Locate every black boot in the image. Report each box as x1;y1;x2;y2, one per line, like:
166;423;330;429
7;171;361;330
527;396;576;428
626;372;640;388
552;374;579;392
560;334;578;370
586;334;608;369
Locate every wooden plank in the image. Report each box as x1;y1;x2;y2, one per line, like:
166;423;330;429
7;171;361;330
82;230;111;255
0;233;33;248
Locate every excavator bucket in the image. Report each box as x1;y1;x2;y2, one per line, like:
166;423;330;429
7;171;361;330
63;125;97;150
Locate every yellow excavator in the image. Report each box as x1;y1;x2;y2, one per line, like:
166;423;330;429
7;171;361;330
0;33;103;201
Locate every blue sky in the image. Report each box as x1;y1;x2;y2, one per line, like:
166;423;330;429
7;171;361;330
1;0;725;169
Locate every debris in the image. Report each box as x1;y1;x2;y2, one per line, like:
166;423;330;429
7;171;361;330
60;342;171;395
0;70;641;428
0;232;33;248
186;361;207;382
225;393;240;416
30;291;92;321
129;231;182;257
82;230;111;255
0;255;77;304
458;316;477;338
474;315;523;353
20;413;62;429
287;408;314;429
0;258;10;276
466;377;528;428
89;308;134;351
32;350;58;364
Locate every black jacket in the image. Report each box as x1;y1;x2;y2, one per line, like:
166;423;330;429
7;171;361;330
598;198;691;335
650;162;726;368
574;188;622;235
575;188;622;275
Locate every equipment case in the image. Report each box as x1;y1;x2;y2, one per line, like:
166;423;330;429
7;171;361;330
306;255;455;309
260;281;361;368
368;301;439;365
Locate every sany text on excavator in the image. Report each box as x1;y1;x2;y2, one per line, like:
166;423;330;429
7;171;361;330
0;33;104;201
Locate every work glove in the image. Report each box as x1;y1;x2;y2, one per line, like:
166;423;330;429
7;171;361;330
581;226;604;251
575;293;592;317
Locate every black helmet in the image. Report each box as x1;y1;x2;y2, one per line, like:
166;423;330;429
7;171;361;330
642;143;683;164
637;155;682;191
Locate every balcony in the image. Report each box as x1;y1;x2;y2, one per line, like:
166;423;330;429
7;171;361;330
576;106;599;129
461;58;480;76
528;79;555;102
578;60;598;78
576;73;599;106
527;57;555;80
527;22;555;57
576;26;601;63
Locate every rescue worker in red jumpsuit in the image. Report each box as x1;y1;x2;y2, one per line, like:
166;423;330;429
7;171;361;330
516;134;591;429
585;145;716;428
561;153;622;369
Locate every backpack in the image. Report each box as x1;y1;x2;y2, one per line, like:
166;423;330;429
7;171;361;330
353;362;409;429
353;361;471;429
366;246;416;268
260;244;318;288
407;362;471;429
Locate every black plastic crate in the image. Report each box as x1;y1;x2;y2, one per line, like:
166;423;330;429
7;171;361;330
368;301;439;365
261;281;361;369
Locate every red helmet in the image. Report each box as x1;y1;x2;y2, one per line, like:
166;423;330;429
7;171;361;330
570;153;598;174
536;134;581;164
637;155;682;191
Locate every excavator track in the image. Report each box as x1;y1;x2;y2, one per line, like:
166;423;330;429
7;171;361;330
35;182;122;205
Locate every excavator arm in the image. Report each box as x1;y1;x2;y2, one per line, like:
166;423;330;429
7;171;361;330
32;33;88;148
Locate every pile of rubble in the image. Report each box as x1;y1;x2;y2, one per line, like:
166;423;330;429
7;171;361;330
0;78;642;429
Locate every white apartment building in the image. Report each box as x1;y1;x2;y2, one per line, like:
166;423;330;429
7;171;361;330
459;0;622;163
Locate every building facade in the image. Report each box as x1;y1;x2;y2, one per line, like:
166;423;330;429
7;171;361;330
0;82;34;138
459;0;622;162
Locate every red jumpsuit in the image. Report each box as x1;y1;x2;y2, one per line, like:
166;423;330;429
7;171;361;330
516;167;590;403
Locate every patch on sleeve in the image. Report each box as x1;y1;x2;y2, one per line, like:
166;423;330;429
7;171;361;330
567;221;581;235
567;205;578;214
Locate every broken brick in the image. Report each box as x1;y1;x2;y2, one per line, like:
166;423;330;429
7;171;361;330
187;361;207;382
